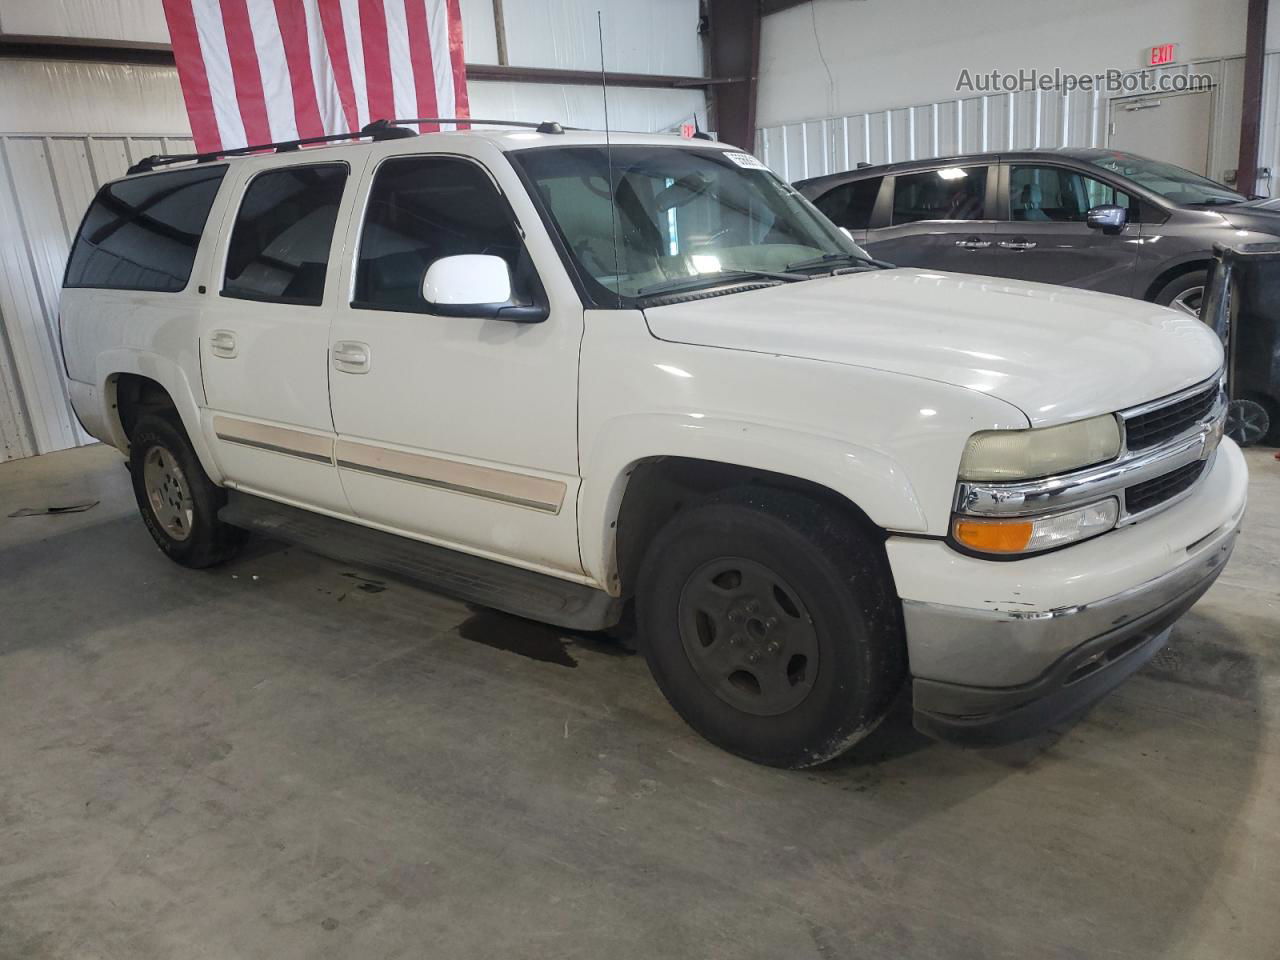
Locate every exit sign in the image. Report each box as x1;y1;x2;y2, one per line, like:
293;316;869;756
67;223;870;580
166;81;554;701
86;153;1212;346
1148;43;1178;66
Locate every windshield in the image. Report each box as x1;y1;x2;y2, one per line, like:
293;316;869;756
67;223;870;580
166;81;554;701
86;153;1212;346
511;145;868;304
1085;152;1246;206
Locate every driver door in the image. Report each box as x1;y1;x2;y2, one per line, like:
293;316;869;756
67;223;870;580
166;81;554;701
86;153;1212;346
326;150;584;576
992;163;1141;295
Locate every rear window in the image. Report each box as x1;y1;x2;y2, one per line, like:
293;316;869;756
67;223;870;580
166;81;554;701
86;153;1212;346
64;165;227;292
891;165;988;224
222;163;348;306
814;177;883;230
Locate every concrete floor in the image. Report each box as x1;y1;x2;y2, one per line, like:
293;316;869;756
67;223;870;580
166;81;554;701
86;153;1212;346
0;443;1277;960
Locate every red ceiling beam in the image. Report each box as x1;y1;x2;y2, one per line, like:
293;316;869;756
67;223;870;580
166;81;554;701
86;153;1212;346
705;0;762;149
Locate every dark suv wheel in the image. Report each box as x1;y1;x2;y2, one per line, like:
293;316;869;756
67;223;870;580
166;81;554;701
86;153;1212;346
129;413;246;568
636;488;905;768
1154;269;1208;317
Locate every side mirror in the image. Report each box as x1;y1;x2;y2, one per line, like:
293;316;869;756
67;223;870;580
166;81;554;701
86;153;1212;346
1087;204;1128;234
421;254;547;322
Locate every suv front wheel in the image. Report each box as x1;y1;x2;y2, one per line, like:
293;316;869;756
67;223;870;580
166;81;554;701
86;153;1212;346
636;488;905;768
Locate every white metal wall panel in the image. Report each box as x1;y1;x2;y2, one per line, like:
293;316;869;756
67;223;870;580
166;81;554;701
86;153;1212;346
499;0;702;76
759;58;1276;196
0;131;193;462
0;0;170;45
0;60;190;136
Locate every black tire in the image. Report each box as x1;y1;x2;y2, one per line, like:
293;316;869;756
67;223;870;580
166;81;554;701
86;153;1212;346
128;413;245;568
1153;269;1208;317
636;488;905;768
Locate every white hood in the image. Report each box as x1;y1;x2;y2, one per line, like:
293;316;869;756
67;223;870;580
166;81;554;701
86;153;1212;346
642;269;1224;427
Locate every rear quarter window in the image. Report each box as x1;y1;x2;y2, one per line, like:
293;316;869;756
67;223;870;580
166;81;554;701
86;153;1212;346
64;165;227;292
814;177;883;230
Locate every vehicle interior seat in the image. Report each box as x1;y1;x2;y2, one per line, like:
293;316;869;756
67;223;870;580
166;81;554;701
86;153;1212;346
1018;183;1051;220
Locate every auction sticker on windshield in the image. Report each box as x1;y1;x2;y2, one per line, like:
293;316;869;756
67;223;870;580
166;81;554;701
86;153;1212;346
724;151;768;170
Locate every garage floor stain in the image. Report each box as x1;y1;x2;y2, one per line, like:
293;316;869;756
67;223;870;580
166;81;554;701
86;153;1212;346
0;442;1278;960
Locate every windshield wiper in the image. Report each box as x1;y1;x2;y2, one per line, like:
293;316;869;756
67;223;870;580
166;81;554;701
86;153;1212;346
784;252;889;272
636;269;805;298
1192;197;1245;206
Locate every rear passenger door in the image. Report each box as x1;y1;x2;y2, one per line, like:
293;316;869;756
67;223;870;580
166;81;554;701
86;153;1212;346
198;160;357;513
862;163;1005;275
992;163;1141;294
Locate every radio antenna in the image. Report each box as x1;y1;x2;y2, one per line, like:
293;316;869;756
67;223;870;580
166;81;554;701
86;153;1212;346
598;10;622;307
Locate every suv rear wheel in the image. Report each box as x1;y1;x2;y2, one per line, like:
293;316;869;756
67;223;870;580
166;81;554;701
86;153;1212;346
129;414;245;568
636;488;905;768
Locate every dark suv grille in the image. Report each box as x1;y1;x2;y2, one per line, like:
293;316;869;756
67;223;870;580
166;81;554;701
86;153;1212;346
1123;385;1218;451
1125;460;1206;514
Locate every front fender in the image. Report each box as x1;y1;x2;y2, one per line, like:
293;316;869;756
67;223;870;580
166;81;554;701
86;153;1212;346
93;349;224;484
577;413;927;589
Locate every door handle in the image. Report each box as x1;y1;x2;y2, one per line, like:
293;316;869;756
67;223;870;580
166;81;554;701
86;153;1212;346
209;330;237;358
955;238;992;250
332;341;371;374
998;240;1038;251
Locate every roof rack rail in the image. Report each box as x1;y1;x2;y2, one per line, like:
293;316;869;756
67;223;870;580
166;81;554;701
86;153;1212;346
124;118;416;175
124;117;572;176
393;117;571;134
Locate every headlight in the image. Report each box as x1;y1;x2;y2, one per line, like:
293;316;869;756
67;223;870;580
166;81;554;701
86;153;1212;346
959;415;1121;482
953;499;1119;555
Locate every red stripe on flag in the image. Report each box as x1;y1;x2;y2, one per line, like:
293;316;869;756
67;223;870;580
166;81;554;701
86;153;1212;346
358;0;395;124
272;0;325;140
315;1;358;131
445;0;469;128
219;0;273;145
161;0;222;152
403;0;439;131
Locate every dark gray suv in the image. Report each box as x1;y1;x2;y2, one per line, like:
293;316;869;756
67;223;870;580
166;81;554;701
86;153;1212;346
796;148;1280;316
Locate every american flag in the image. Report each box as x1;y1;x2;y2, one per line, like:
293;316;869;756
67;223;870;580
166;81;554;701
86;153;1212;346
161;0;469;153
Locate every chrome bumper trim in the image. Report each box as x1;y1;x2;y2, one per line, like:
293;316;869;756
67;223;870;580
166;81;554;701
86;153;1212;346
902;515;1240;688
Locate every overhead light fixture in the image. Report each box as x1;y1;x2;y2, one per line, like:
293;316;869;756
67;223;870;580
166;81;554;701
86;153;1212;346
937;167;968;181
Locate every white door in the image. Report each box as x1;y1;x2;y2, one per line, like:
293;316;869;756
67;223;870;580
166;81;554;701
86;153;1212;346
326;149;584;578
1109;89;1214;176
198;159;357;513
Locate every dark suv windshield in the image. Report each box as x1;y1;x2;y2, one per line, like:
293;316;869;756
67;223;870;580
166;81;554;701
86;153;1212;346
1086;152;1246;206
511;145;865;304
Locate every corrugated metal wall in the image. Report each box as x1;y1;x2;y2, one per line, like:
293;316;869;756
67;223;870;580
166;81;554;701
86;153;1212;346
757;57;1280;200
0;132;193;461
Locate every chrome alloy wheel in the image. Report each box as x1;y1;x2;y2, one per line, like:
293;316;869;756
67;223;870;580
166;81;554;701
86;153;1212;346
676;557;820;717
143;444;195;541
1170;285;1204;317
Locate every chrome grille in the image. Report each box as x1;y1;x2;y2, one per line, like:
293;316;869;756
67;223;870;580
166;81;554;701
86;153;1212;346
1123;385;1218;451
1124;459;1207;515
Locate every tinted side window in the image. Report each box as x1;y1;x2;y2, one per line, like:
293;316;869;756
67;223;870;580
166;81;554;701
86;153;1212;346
814;177;882;230
222;164;348;305
354;156;531;311
64;165;227;292
892;166;987;224
1010;165;1137;222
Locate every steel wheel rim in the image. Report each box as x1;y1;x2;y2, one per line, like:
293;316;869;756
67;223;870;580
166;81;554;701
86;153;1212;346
676;557;820;717
143;444;195;541
1170;285;1204;317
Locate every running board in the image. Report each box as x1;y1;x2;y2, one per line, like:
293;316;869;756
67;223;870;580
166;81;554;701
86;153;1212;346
219;492;622;631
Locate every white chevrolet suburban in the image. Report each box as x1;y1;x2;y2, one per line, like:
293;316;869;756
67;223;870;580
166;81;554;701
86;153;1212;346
59;121;1247;767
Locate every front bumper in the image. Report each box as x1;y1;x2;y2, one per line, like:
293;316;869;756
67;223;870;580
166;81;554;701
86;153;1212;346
889;437;1248;745
910;516;1238;744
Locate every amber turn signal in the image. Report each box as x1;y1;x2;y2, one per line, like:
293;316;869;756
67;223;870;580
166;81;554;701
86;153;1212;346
953;517;1035;554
